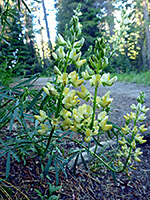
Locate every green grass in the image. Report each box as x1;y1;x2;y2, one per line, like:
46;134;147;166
111;71;150;86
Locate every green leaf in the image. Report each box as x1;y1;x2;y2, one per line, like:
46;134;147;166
80;153;88;170
53;159;59;185
44;155;53;177
6;152;10;179
26;88;43;112
73;153;79;175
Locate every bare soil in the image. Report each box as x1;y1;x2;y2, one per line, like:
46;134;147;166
0;78;150;200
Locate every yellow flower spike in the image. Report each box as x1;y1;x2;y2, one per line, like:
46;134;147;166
34;110;47;122
75;59;86;67
43;86;50;96
57;73;68;86
121;125;130;135
56;46;65;59
38;124;49;135
98;111;107;121
135;134;146;144
101;73;117;86
61;118;72;130
81;70;91;80
84;136;91;143
90;74;101;87
76;85;90;101
85;128;92;137
99;91;113;108
119;138;126;145
139;124;147;133
100;116;112;131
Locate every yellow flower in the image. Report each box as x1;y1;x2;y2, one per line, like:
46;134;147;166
135;134;146;144
98;111;107;121
101;73;117;86
60;108;71;119
100;116;112;131
62;90;80;110
44;82;58;96
51;117;59;127
134;156;141;162
72;108;84;123
57;73;68;86
119;138;126;145
131;140;136;149
80;104;93;119
141;105;149;113
68;71;84;87
139;124;147;133
38;124;49;135
132;126;138;134
123;113;130;121
130;112;136;120
90;74;101;87
98;91;113;108
61;118;72;130
43;86;50;96
52;52;58;60
54;66;61;75
76;85;90;101
84;136;92;143
69;49;81;61
34;110;47;122
81;70;91;80
121;125;129;135
134;148;143;157
138;114;146;122
63;87;69;95
75;59;86;67
57;34;67;45
85;128;92;137
56;46;65;59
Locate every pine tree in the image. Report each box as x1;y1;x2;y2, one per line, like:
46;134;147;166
55;0;101;55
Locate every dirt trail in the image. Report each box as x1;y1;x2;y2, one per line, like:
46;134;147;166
34;78;150;130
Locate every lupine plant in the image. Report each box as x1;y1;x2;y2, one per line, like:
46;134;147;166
33;4;149;180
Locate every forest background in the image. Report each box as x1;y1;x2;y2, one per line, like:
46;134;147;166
1;0;150;85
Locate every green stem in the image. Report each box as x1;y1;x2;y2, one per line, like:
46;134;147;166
44;127;55;153
90;86;98;129
66;136;130;173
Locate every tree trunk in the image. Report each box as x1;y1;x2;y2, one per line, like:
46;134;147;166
142;0;150;70
106;0;114;36
42;0;52;50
